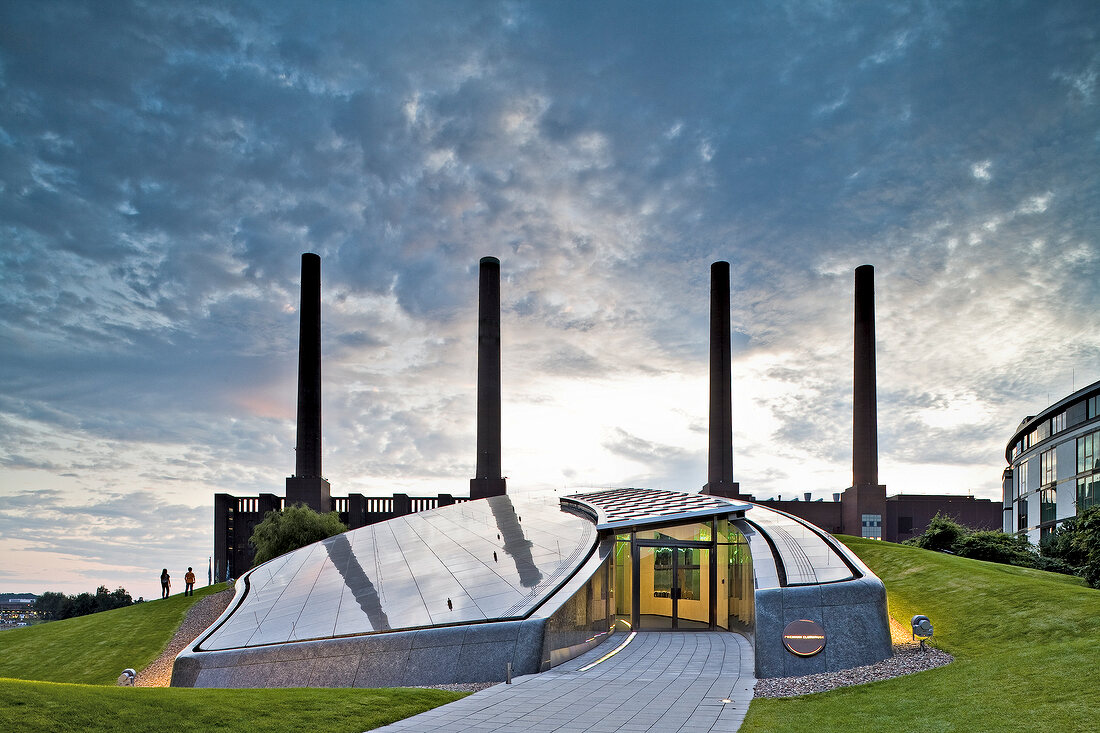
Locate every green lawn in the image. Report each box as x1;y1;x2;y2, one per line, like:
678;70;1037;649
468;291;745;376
0;679;464;733
0;584;466;732
7;539;1096;732
741;536;1100;733
0;584;228;685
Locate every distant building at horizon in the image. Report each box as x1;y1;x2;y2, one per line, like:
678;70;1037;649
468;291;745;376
753;491;1000;543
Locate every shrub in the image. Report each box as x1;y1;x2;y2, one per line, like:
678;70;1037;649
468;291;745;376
249;503;347;565
908;512;969;552
1031;555;1081;576
954;530;1035;566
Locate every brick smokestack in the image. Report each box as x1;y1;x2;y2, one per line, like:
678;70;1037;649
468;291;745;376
841;264;885;537
702;261;741;498
852;264;878;487
286;252;331;512
470;256;506;499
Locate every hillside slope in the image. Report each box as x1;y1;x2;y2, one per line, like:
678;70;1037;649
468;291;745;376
0;584;226;685
742;537;1099;732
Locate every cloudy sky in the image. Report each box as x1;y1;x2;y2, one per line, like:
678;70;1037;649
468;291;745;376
2;1;1098;598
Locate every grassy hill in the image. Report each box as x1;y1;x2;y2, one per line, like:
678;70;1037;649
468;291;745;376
742;536;1100;732
0;584;226;685
3;540;1097;732
0;585;464;732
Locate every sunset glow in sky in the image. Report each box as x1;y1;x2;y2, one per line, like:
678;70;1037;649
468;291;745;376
2;1;1098;597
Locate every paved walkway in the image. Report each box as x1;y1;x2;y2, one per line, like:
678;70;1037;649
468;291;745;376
373;631;755;733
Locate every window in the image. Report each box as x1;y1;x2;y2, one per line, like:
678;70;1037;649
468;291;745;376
1079;431;1099;474
1051;411;1066;434
1017;499;1028;531
861;514;882;540
1041;448;1057;486
1016;460;1029;498
1040;488;1057;523
1089;395;1099;419
1077;476;1100;513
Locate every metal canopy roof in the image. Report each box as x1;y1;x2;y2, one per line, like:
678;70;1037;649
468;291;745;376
562;487;749;531
199;492;596;651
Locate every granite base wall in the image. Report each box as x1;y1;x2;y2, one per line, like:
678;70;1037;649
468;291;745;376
753;575;891;678
171;617;549;688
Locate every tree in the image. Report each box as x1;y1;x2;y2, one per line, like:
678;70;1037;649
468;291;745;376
34;591;70;620
249;503;348;566
1068;507;1100;589
33;586;133;621
1039;515;1087;568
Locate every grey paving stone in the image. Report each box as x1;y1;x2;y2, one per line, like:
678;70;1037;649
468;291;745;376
372;631;755;733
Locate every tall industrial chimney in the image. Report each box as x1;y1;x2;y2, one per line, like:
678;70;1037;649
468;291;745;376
841;264;885;537
702;261;741;498
285;252;331;512
470;256;507;499
852;264;879;487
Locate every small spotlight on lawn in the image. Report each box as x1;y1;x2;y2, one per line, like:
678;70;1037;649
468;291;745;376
911;614;933;651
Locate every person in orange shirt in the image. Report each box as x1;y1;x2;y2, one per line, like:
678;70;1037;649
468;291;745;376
184;567;196;596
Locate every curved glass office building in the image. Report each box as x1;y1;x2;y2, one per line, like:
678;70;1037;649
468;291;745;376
1003;380;1100;543
173;487;890;687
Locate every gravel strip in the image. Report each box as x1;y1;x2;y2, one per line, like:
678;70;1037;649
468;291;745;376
411;682;499;693
134;589;235;687
753;641;953;698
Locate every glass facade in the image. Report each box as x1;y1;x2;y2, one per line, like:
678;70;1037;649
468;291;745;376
1040;488;1057;524
610;517;752;632
1078;475;1100;513
719;519;754;627
1052;411;1066;434
1040;448;1057;486
543;550;612;668
1006;388;1100;537
613;533;632;630
1076;430;1100;514
1078;430;1099;474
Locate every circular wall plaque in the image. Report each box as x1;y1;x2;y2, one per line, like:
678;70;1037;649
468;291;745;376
782;619;826;657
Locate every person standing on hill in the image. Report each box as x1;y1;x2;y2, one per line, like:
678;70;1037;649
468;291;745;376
184;567;196;596
160;568;171;598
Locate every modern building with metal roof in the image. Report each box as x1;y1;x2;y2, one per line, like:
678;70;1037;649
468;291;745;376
172;487;890;687
177;256;893;689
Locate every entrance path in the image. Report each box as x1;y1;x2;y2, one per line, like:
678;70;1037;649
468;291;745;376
373;631;755;733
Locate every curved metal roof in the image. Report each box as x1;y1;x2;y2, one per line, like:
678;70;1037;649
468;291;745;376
562;487;749;529
198;492;597;651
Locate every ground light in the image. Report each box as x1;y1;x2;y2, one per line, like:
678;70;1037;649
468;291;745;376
911;614;933;651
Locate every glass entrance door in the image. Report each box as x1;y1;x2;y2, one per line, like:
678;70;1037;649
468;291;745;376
637;544;710;630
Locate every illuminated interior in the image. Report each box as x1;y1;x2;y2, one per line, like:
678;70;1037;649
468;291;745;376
613;518;752;631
